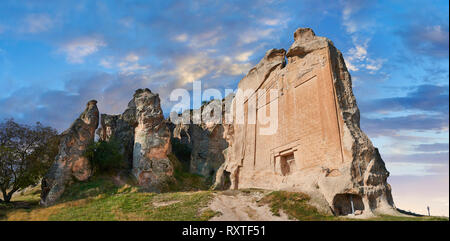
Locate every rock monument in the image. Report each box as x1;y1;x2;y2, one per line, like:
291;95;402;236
213;28;395;216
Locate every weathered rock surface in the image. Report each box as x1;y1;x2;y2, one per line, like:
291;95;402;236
132;89;173;191
97;106;137;169
99;89;174;191
40;100;99;206
171;96;234;182
214;28;396;216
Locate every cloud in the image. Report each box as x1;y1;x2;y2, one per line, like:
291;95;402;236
384;152;449;166
124;53;139;62
170;52;252;86
414;143;449;153
0;71;159;131
59;36;106;63
235;51;254;62
339;0;374;34
99;57;113;68
359;84;449;115
339;1;384;74
341;1;360;34
118;62;150;74
386;162;447;176
238;28;274;45
187;28;223;48
399;24;449;58
173;33;188;42
20;14;54;33
361;114;448;138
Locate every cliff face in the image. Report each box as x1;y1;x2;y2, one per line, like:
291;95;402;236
41;100;99;206
213;28;395;216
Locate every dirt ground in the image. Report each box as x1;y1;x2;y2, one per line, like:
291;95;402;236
208;190;290;221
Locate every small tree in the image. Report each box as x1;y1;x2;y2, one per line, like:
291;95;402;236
0;119;59;202
84;139;124;174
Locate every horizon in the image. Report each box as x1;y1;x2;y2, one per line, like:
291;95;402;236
0;0;448;216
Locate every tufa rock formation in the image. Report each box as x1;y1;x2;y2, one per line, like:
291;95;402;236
98;88;173;191
171;96;234;182
40;100;99;206
213;28;395;216
42;89;174;206
40;28;395;216
132;89;173;190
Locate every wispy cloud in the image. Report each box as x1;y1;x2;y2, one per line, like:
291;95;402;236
238;28;274;45
386;162;447;176
59;36;106;63
339;1;384;74
399;24;449;58
414;143;449;153
359;84;449;115
170;52;252;86
20;13;54;34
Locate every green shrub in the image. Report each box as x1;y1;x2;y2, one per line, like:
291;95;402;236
165;154;209;192
84;139;124;174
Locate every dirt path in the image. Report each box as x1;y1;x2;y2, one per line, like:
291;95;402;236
208;190;290;221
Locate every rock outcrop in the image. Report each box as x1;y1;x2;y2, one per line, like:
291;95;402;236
213;28;396;216
97;107;136;169
171;96;234;181
40;100;99;206
98;88;173;191
132;89;173;191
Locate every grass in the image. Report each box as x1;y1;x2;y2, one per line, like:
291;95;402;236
258;191;336;221
3;187;448;221
361;215;448;221
2;177;216;221
1;154;216;221
1;173;448;221
165;154;210;192
257;191;449;221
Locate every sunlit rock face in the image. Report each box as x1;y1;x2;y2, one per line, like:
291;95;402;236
41;100;99;206
98;89;174;191
132;89;173;191
213;28;396;216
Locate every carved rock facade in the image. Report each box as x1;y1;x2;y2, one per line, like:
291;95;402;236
214;28;396;216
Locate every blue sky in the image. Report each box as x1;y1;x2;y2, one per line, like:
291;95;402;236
0;0;448;215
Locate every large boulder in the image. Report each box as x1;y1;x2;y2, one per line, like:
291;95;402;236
40;100;99;206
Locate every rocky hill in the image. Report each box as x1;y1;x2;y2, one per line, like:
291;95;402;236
37;27;397;218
